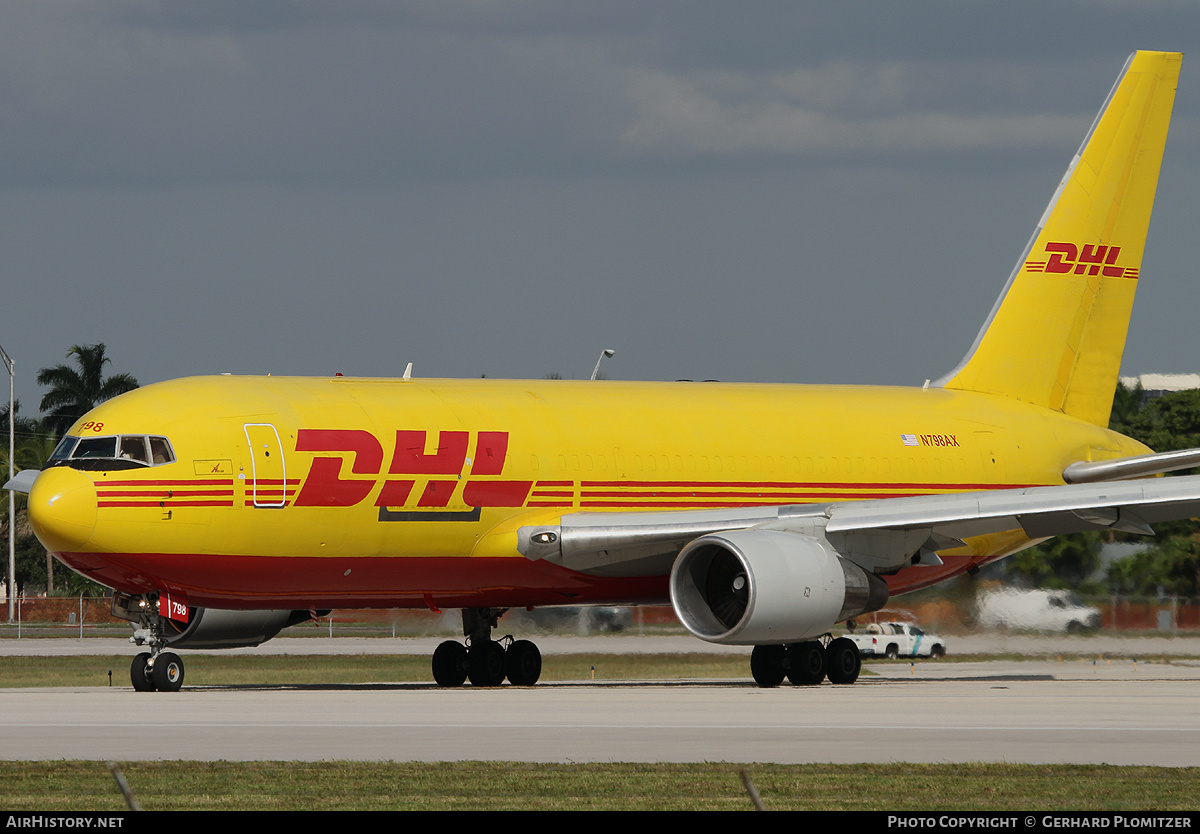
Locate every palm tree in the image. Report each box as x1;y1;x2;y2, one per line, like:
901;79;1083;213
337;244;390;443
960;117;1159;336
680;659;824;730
37;344;139;437
0;405;64;595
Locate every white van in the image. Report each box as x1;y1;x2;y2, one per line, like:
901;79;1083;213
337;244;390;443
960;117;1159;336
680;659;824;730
976;588;1102;633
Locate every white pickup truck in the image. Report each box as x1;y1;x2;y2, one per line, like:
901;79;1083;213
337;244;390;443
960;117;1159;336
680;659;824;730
845;622;947;659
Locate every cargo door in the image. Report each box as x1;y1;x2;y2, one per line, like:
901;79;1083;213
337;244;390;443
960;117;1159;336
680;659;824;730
244;423;287;508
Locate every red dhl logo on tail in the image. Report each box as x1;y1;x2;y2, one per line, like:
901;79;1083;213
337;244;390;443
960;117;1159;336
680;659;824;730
1025;242;1138;279
293;429;530;509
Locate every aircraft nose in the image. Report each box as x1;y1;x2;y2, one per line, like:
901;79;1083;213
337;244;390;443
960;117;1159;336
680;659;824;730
28;467;98;553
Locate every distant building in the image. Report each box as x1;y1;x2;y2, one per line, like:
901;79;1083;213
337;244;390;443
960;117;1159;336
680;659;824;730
1118;373;1200;403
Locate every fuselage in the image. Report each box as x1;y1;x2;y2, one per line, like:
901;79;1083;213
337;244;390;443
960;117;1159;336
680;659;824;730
29;374;1149;610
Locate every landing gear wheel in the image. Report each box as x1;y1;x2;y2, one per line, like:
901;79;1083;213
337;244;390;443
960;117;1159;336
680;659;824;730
432;640;469;687
786;641;826;686
825;637;862;684
468;640;507;687
750;645;787;687
131;652;156;692
151;652;184;692
504;639;542;686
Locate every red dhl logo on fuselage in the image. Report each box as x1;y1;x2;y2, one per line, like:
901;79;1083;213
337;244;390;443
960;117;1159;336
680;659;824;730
293;429;531;509
95;428;1029;516
1024;242;1138;279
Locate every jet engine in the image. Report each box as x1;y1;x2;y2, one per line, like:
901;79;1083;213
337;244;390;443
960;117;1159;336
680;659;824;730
159;607;318;649
111;593;318;649
669;528;888;644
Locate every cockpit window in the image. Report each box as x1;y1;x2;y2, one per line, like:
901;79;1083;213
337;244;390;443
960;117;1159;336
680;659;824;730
48;435;176;471
149;437;173;465
119;436;149;464
74;437;118;459
49;436;78;462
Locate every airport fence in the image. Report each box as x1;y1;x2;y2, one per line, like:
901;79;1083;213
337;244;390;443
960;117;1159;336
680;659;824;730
851;594;1200;634
2;593;1199;637
0;595;685;638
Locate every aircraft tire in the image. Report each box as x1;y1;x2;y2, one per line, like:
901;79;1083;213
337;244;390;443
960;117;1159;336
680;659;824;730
825;637;861;684
131;652;156;692
468;640;506;687
151;652;184;692
504;640;542;686
432;640;469;687
750;644;787;688
786;641;826;686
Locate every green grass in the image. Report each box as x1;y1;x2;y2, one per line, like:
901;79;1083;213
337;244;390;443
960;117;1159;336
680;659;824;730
2;652;1188;688
0;653;763;688
1;762;1196;811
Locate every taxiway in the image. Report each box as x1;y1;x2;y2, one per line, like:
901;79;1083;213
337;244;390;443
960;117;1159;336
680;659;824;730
2;648;1197;765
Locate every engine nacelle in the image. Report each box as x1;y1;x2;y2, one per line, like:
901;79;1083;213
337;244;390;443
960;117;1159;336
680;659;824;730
110;593;326;648
669;529;888;645
162;608;314;649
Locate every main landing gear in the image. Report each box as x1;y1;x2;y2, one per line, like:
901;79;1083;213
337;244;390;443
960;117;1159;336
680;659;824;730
749;636;861;687
432;607;543;687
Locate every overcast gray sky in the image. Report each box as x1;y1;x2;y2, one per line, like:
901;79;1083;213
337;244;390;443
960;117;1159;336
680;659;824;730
2;1;1198;414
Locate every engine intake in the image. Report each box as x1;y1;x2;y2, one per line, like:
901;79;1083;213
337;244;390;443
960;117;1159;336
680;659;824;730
669;529;888;644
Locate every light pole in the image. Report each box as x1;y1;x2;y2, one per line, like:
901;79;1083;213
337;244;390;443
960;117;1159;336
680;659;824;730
0;345;12;623
590;349;615;381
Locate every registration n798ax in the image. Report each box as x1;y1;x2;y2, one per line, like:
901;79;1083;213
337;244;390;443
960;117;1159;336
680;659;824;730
15;50;1200;692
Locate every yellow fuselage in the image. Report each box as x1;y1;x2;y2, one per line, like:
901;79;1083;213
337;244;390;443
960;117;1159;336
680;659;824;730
31;375;1148;609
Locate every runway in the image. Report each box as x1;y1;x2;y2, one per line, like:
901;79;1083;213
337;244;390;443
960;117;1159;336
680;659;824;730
4;658;1199;765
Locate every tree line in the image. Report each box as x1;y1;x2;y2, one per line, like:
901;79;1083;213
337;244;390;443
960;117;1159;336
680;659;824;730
3;344;137;596
1000;383;1200;597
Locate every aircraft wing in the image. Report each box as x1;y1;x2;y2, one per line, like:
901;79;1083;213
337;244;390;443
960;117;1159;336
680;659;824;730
3;469;39;493
518;473;1200;578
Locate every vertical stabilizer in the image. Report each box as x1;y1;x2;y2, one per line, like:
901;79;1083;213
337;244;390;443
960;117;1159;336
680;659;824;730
935;51;1181;426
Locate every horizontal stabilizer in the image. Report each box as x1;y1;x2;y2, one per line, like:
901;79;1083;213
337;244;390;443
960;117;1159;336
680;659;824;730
1063;448;1200;483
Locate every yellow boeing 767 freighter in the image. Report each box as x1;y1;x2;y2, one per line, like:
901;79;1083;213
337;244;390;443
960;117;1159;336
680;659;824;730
12;51;1200;691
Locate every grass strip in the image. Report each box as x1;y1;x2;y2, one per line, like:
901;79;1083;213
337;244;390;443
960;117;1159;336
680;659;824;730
0;653;762;688
2;652;1188;688
1;761;1197;811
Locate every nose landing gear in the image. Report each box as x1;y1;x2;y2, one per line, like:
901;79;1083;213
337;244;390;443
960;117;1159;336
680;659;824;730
118;594;186;692
129;647;185;692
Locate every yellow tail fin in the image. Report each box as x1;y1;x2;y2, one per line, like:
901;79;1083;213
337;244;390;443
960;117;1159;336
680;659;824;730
936;51;1181;426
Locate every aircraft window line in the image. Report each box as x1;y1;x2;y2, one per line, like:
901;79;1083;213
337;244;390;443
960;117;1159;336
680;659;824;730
48;434;176;470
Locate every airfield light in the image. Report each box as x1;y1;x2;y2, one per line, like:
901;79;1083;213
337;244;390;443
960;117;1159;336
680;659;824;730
1;344;12;623
590;349;615;381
